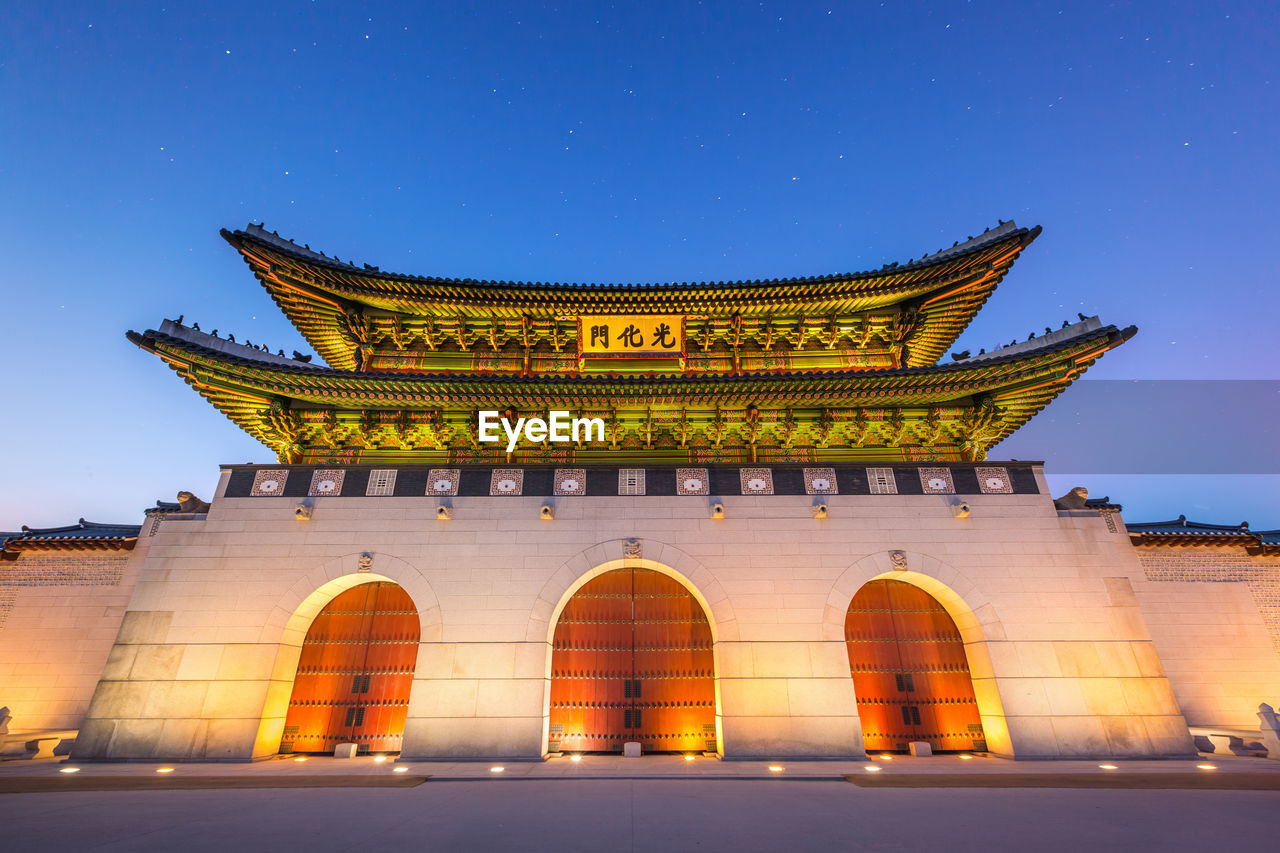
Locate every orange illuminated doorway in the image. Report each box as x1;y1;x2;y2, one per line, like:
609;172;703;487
549;568;716;753
845;579;985;752
280;581;419;754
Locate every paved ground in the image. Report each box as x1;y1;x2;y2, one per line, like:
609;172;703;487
6;751;1280;778
0;754;1276;851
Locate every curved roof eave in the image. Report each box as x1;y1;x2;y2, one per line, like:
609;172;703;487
128;320;1133;390
223;219;1036;293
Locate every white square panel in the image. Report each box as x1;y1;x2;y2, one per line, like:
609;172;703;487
976;466;1013;494
489;469;524;495
309;469;345;497
739;468;774;495
804;468;838;495
675;468;709;496
426;469;460;496
251;469;289;497
554;468;588;496
919;468;955;494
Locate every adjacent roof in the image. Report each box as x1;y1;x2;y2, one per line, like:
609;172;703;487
1128;515;1280;555
222;220;1041;371
1;519;141;555
145;500;182;516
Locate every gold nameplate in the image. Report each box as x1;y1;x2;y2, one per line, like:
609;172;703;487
578;315;684;360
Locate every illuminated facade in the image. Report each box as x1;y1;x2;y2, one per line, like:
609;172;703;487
2;222;1278;762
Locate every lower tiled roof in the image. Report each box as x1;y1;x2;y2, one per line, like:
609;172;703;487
1128;515;1280;555
1;519;141;554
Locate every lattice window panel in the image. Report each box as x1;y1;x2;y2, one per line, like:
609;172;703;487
867;467;898;494
618;469;646;495
366;469;398;496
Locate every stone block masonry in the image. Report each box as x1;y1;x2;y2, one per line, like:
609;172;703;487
63;463;1218;762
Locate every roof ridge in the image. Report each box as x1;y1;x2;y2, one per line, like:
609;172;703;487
155;320;322;368
1127;517;1253;533
18;520;141;534
226;220;1034;291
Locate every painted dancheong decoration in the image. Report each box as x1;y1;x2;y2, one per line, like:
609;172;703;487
127;221;1134;465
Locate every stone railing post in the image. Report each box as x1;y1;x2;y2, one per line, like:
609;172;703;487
1258;703;1280;760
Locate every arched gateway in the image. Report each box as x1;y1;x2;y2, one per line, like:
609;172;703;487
845;578;985;752
280;581;420;754
549;568;716;753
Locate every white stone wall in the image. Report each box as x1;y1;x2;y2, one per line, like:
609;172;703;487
1131;546;1280;730
70;466;1203;761
0;548;145;733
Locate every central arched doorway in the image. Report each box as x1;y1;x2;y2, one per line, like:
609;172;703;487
549;567;716;754
845;578;985;752
280;581;419;754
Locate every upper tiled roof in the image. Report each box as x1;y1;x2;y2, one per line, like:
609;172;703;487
222;220;1041;371
228;220;1031;291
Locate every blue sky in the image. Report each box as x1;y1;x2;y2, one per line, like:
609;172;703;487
1;1;1276;529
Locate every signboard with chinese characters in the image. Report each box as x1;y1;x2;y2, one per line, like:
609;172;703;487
578;315;684;361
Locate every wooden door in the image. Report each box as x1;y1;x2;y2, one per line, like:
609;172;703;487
549;568;716;753
845;579;984;752
281;581;419;754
